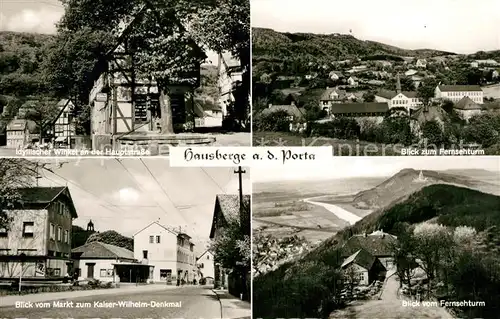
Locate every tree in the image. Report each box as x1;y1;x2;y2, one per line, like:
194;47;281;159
417;79;438;106
0;159;39;230
421;120;445;146
24;99;61;142
55;0;250;133
362;91;375;102
389;227;418;293
86;230;134;251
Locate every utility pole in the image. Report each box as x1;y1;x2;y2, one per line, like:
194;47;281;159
234;166;246;210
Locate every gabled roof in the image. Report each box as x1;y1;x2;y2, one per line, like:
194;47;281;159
341;248;376;270
330;102;389;114
341;232;397;257
320;88;347;101
72;242;134;260
6;119;28;131
375;89;397;100
209;194;250;238
13;187;78;218
133;221;178;237
454;96;482;110
54;99;75;122
197;249;214;260
438;85;482;92
259;104;305;120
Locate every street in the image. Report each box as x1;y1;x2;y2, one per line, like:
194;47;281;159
0;286;222;319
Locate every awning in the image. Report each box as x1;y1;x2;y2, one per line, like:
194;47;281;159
112;262;152;267
55;136;66;142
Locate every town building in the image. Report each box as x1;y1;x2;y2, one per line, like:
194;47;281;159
209;194;250;294
453;96;484;121
5;119;34;149
347;76;359;87
341;248;386;286
133;221;197;284
217;53;243;121
375;75;423;112
0;187;77;279
404;69;418;76
71;242;149;283
320;88;349;110
196;249;215;285
53;99;76;146
341;230;397;270
193;100;223;128
88;5;204;150
329;102;389;123
328;71;343;81
434;85;484;104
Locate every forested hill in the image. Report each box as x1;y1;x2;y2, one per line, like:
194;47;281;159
0;31;54;97
254;184;500;319
252;27;456;63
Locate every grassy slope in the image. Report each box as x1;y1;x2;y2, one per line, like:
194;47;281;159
254;184;500;319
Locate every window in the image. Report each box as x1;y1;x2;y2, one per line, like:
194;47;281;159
134;94;148;124
59;203;65;215
156;235;160;244
57;227;62;241
200;263;204;269
50;224;55;240
149;235;154;243
100;269;107;277
18;249;36;255
143;250;148;259
64;230;69;243
53;268;61;276
207;255;210;260
0;249;10;255
107;269;114;277
22;222;34;237
0;227;7;237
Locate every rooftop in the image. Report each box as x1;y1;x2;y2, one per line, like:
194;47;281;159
454;96;482;110
438;85;483;92
341;231;397;257
341;248;376;270
72;242;134;260
330;102;389;114
13;187;78;218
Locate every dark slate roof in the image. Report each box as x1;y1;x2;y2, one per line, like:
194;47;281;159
341;248;376;270
6;119;27;131
454;96;482;110
330;102;389;114
14;187;78;218
438;85;482;92
375;89;398;99
341;233;397;257
72;242;134;260
411;105;447;124
401;91;418;98
210;194;250;238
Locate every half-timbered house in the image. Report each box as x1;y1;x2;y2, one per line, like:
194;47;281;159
89;5;205;150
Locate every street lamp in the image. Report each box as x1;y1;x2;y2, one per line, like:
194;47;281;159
19;253;26;293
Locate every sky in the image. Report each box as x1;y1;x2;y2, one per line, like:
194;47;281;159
252;0;500;54
0;0;220;64
34;158;251;251
252;157;500;183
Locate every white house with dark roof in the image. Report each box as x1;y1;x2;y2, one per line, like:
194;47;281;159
196;249;215;284
0;187;77;279
341;230;397;270
53;99;76;145
71;242;142;283
453;96;484;120
133;221;197;284
434;85;484;104
416;59;427;68
6;119;35;149
341;248;386;286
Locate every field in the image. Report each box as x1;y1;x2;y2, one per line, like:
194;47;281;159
253;131;401;156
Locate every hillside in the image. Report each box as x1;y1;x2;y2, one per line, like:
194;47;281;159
252;27;455;65
254;184;500;319
351;168;475;209
86;230;134;252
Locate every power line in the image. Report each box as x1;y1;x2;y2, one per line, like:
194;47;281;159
139;158;200;239
200;167;226;193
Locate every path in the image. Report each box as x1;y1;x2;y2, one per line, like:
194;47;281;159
303;198;362;225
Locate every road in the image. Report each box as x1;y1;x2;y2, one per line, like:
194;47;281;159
303;198;362;225
0;286;222;319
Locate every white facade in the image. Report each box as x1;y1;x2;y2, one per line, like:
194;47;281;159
217;53;242;117
196;250;215;281
343;264;369;286
75;258;119;282
434;86;484;104
133;222;196;284
54;99;76;144
389;93;423;110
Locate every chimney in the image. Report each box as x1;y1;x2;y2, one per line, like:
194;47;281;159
396;73;402;94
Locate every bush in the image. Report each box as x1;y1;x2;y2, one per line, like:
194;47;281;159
253;110;291;132
309;118;360;139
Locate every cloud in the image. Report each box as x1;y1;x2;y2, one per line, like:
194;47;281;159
5;8;62;34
